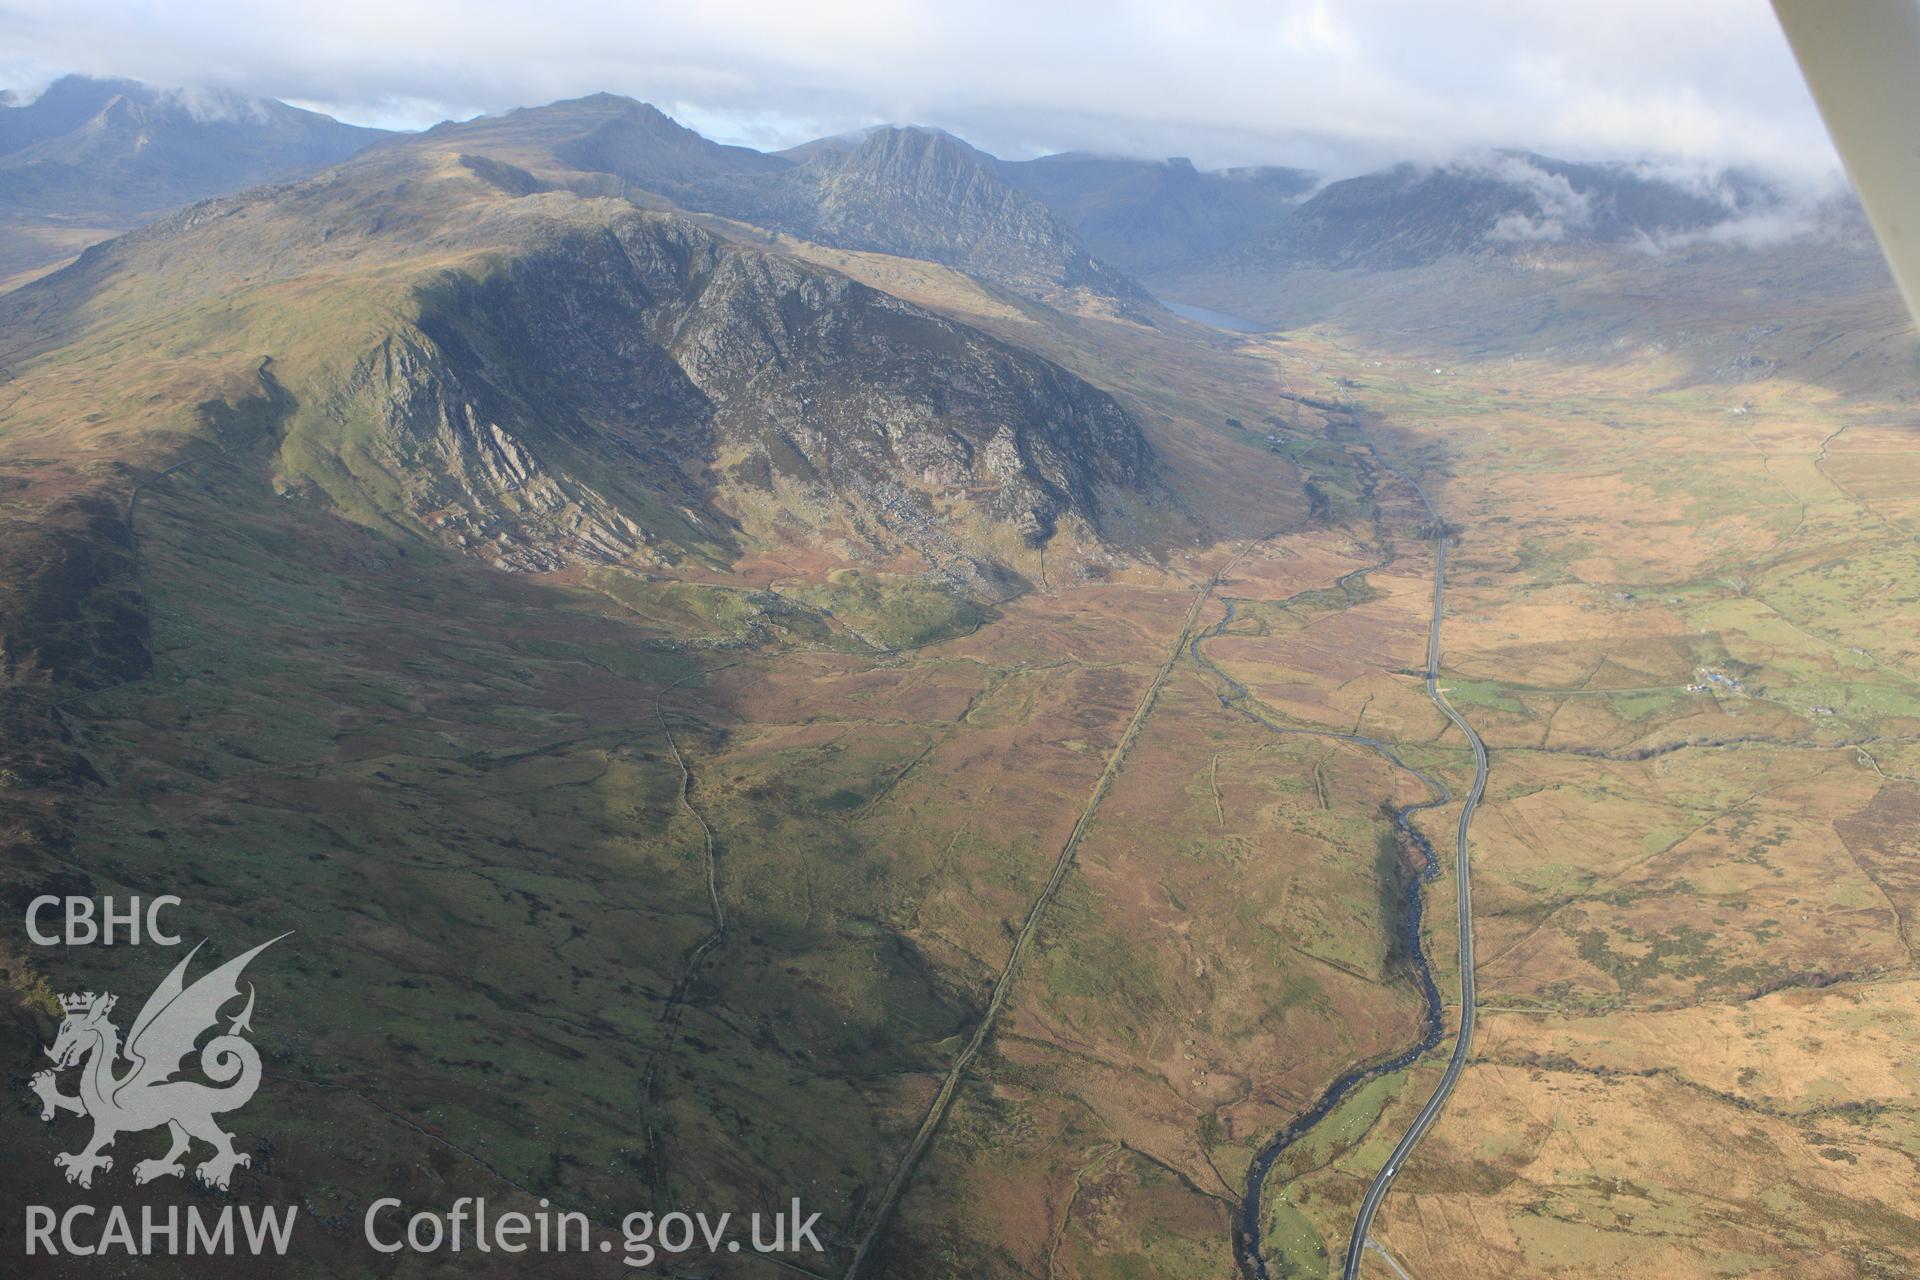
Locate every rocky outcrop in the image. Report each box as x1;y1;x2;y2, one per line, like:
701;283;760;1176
319;208;1163;579
673;247;1154;552
687;127;1148;308
341;333;663;572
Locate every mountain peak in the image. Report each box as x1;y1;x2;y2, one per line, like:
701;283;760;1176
0;74;147;155
827;124;991;179
774;122;1146;304
831;124;995;173
557;90;654;112
405;92;790;198
0;74;389;226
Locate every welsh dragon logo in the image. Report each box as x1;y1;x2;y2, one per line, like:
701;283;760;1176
30;936;287;1190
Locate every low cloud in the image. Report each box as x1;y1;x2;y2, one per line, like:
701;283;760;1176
1490;211;1569;243
1419;145;1861;253
1632;203;1860;254
1478;153;1595;242
164;85;275;124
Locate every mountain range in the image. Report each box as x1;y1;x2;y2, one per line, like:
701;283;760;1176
2;148;1173;641
404;101;1153;310
1;76;1845;305
994;151;1318;276
1206;152;1792;271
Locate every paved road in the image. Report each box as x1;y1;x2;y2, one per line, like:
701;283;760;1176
1340;473;1489;1279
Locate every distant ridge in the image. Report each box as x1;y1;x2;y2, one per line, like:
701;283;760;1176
385;104;1149;309
416;93;791;200
1211;152;1796;273
697;125;1149;305
0;74;390;221
997;152;1317;275
3;78;1834;319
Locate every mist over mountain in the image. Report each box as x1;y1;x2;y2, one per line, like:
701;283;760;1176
1210;152;1811;274
1138;147;1871;340
0;74;389;220
0;73;1850;316
0;74;391;287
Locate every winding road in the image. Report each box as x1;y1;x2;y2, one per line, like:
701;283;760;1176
1217;445;1489;1280
1339;467;1489;1279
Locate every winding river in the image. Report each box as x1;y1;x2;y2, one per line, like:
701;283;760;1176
1197;452;1486;1280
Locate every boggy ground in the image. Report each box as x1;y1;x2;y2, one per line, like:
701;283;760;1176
1229;316;1920;1280
1;445;1451;1279
1;283;1430;1278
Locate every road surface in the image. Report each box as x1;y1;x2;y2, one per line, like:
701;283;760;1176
1220;448;1474;1280
1339;469;1489;1279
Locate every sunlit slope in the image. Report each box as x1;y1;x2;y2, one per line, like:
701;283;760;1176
0;144;1190;685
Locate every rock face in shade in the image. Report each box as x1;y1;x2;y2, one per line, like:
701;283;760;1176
2;144;1171;591
383;207;1162;576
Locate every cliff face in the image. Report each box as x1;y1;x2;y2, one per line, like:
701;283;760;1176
376;209;1162;583
689;127;1149;309
786;127;1147;302
673;246;1154;551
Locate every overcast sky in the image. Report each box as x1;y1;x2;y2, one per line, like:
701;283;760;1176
0;0;1841;182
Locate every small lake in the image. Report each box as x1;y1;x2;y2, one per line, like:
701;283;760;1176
1159;299;1273;334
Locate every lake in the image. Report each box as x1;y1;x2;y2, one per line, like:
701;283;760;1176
1158;299;1273;334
